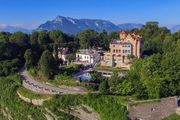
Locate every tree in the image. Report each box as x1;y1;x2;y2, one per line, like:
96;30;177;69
108;31;119;39
65;54;75;64
116;81;134;95
38;32;50;46
24;49;34;70
91;71;105;83
49;30;63;42
30;32;39;45
99;81;109;95
10;32;29;48
39;50;57;79
0;32;10;44
108;72;122;93
98;30;109;50
76;29;98;48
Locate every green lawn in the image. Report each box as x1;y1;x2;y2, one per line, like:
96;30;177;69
163;114;180;120
128;97;160;106
52;74;79;86
95;65;128;72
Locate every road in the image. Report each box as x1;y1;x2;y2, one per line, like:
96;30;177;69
19;69;90;95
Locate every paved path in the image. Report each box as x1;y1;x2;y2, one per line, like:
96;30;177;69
19;69;90;95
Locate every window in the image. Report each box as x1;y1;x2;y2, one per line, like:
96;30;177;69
113;50;115;53
119;50;121;53
116;50;118;53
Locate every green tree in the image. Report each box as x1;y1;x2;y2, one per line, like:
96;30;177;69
99;81;109;95
108;72;122;93
76;29;98;48
0;32;10;44
30;31;39;45
38;32;50;45
98;30;109;50
91;71;105;83
10;32;29;47
108;31;119;39
24;49;34;70
39;50;57;79
65;54;75;64
116;81;134;95
49;30;63;42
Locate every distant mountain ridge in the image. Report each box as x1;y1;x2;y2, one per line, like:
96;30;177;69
2;16;180;34
36;16;143;34
169;25;180;33
0;25;31;33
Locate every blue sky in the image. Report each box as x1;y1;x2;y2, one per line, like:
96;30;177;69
0;0;180;29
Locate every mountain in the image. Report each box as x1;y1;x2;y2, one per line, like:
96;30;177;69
169;25;180;33
36;16;143;34
0;25;31;33
117;23;143;30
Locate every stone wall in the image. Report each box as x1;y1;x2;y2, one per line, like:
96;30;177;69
128;97;179;120
17;91;50;106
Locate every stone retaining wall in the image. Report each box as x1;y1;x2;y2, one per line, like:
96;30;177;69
17;91;50;106
128;96;179;120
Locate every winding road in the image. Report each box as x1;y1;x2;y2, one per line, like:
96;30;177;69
19;69;90;95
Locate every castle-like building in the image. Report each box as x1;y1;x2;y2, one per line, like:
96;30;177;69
101;31;142;68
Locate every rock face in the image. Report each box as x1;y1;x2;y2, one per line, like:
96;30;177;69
128;97;179;120
36;16;143;34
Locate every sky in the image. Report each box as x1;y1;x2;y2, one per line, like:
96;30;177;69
0;0;180;29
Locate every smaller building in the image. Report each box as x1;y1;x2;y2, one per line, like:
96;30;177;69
76;49;100;65
57;47;71;64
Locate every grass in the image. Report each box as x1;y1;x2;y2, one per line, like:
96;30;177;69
44;94;128;120
128;96;160;106
52;74;79;86
95;65;128;72
163;113;180;120
17;87;53;99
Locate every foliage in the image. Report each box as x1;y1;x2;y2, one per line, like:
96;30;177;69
65;53;76;64
40;50;57;79
90;71;106;83
99;81;109;95
0;59;20;76
108;31;119;39
0;75;46;119
10;32;29;48
62;64;83;75
44;94;127;120
24;49;34;69
163;114;180;120
17;87;52;99
53;74;79;86
76;29;99;48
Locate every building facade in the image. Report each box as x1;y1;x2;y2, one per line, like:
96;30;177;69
101;31;142;68
57;47;71;64
76;49;100;65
